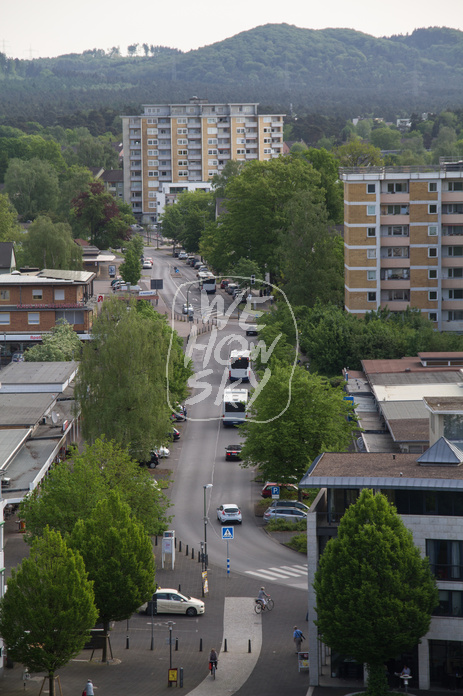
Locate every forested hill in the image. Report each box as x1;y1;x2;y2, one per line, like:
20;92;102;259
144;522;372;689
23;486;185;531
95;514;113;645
1;24;463;127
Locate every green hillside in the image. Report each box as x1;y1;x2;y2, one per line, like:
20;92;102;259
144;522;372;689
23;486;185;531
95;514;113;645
1;24;463;126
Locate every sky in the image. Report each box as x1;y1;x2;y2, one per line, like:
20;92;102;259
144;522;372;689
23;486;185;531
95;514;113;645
2;0;463;60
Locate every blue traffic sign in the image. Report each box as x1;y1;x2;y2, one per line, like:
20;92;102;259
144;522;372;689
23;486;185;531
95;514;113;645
271;486;280;498
221;527;234;540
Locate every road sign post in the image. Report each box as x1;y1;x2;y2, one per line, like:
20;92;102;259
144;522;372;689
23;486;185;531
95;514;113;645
271;486;280;500
222;527;234;576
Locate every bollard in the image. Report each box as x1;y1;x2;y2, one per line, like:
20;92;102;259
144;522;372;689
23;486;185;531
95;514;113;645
180;667;183;688
126;635;129;650
179;540;182;553
191;548;194;559
224;638;228;653
178;584;181;593
199;638;203;652
175;637;179;651
175;537;177;549
155;535;158;546
248;639;251;653
198;550;201;563
186;544;188;556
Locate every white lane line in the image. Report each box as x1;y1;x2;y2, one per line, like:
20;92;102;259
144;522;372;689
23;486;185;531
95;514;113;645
292;565;308;571
280;565;308;575
244;569;292;580
269;566;304;577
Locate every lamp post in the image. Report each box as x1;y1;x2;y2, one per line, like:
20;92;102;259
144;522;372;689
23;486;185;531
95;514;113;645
167;621;175;687
203;484;213;572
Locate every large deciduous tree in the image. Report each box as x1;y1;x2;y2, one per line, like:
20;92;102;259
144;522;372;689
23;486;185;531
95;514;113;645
0;192;22;243
24;319;82;361
75;296;191;461
21;215;83;270
4;158;60;220
70;491;155;662
161;189;215;253
0;527;97;696
334;140;383;167
119;234;143;285
19;438;170;541
71;181;132;248
240;363;357;482
314;490;438;696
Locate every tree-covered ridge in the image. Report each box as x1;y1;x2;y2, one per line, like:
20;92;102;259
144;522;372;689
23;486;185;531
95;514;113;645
1;25;463;126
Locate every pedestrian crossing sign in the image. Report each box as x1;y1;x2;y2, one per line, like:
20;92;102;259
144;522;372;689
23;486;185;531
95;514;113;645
222;527;234;540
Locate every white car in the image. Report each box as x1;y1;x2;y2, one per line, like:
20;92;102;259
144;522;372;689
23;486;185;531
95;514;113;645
145;588;205;616
182;303;194;315
178;251;188;260
217;503;242;524
154;446;170;458
263;507;308;523
142;261;152;270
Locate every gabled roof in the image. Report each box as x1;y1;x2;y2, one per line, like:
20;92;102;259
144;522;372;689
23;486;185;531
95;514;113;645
417;437;463;466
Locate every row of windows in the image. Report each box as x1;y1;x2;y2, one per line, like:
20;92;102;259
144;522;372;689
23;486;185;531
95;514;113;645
0;289;66;301
363;265;462;281
367;225;439;236
366;182;463;194
0;309;84;325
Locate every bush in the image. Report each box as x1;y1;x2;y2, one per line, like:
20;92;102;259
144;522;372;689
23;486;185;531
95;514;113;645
266;519;306;532
288;533;307;553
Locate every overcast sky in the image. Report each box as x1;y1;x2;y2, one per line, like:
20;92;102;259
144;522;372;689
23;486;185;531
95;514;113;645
2;0;463;60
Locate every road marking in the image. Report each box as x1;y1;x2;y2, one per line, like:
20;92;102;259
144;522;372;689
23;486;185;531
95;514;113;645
244;563;308;581
244;569;293;580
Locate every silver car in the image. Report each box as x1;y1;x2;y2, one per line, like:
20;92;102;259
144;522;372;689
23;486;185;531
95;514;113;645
263;507;308;523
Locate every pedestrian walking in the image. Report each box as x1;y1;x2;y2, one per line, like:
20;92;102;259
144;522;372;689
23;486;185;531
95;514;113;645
293;626;305;653
83;678;94;696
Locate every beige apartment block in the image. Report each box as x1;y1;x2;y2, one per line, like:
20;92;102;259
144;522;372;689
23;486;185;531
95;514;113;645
122;98;285;223
341;159;463;331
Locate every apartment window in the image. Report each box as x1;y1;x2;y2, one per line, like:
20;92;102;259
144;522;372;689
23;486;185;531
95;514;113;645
54;289;65;301
263;148;272;154
367;183;376;193
28;312;40;325
433;590;463;618
237;138;246;145
386;225;409;236
367;249;376;259
385;205;409;215
147;150;158;156
208;139;217;145
208;149;217;155
207;118;217;124
148;202;156;208
147;140;158;145
448;268;463;278
428;225;438;236
263;138;271;144
444;226;463;236
429;312;438;322
148;171;158;177
236;128;245;134
177;139;187;145
207;128;217;134
178;160;188;166
32;289;43;300
148;160;158;166
428;247;438;258
387;182;408;193
427;540;463;581
367;292;376;302
429;204;438;214
208;171;217;176
448;311;463;321
177;128;187;135
429;291;438;301
208;160;218;166
449;247;463;257
147;118;157;124
428;269;438;279
177;118;187;124
0;290;10;300
178;150;187;156
367;205;376;215
148;192;156;198
263;117;272;122
449;289;463;300
178;171;188;177
0;313;10;324
147;128;157;135
429;182;438;192
443;204;463;214
236;149;246;155
367;227;376;237
382;289;410;301
148;182;157;188
385;247;409;258
448;182;463;192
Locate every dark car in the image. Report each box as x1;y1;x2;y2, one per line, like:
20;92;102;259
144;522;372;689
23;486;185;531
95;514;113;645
225;444;243;461
139;450;159;469
171;427;180;441
245;324;258;336
171;404;187;422
221;279;231;289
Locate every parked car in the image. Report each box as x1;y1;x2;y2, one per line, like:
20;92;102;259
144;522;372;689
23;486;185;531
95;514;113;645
226;283;239;295
138;450;159;469
217;503;242;524
263;507;308;523
171;404;187;422
221;279;231;289
145;257;153;265
144;588;205;616
171;427;181;441
225;444;243;461
142;260;153;269
245;324;258;336
261;482;300;498
178;251;188;260
194;261;203;269
10;352;25;363
154;446;170;458
267;499;309;512
110;277;122;286
182;303;194;315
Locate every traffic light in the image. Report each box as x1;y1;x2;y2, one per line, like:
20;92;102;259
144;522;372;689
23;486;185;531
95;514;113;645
250;275;255;285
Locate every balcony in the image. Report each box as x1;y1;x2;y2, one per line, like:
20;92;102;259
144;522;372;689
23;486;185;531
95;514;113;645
442;299;463;310
380;300;411;311
442;214;463;226
380;193;409;204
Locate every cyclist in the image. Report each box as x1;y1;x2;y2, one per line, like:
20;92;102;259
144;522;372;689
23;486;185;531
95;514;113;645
257;586;270;609
209;648;218;674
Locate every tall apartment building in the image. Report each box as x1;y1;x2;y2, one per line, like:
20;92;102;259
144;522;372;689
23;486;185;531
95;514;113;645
121;98;285;223
341;159;463;331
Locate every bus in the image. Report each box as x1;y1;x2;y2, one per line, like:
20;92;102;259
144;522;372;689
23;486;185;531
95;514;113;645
198;272;216;294
228;349;251;382
222;388;248;426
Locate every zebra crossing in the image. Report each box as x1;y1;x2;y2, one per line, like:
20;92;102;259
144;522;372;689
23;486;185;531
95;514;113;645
244;563;308;582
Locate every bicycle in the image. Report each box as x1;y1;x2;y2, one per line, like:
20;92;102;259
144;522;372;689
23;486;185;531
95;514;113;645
254;597;274;614
209;661;217;679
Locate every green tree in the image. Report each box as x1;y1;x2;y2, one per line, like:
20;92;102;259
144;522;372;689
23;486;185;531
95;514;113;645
21;216;83;270
334;140;383;167
279;191;344;307
0;527;97;696
240;363;357;482
71;181;131;248
314;490;438;696
19;438;170;540
75;296;191;460
211;159;245;198
0;192;22;243
56;165;94;227
300;148;344;223
70;491;155;661
24;320;82;361
4;158;60;220
119;234;143;285
370;125;402;150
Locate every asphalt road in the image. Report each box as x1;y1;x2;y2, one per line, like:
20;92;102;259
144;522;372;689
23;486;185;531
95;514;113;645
148;247;307;592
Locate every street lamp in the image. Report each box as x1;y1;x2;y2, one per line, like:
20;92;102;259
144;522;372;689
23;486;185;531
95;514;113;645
167;620;175;687
203;484;213;572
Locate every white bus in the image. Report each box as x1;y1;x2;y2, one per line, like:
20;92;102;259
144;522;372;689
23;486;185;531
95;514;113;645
228;349;251;382
222;388;248;427
198;272;216;294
